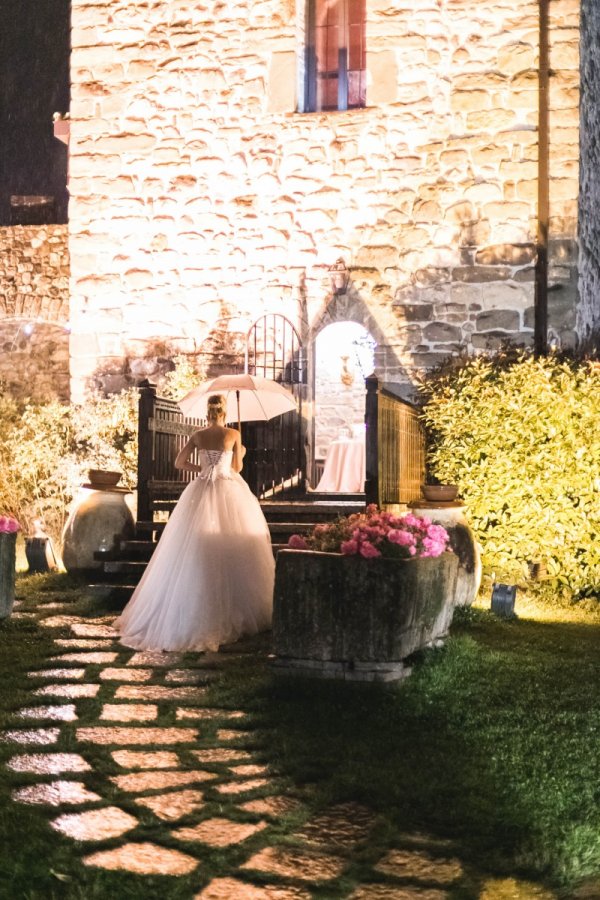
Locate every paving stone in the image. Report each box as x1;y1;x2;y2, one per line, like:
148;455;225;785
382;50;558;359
115;685;207;702
348;887;449;899
76;726;198;745
54;639;116;650
195;881;311;900
112;750;180;769
230;764;269;777
214;778;269;795
39;615;85;628
7;753;91;774
217;728;249;741
126;651;183;667
479;878;557;899
0;728;60;745
51;806;138;841
12;780;102;806
51;652;119;664
240;796;304;819
99;667;153;682
176;707;246;721
10;612;37;619
192;748;252;763
17;704;78;722
27;668;86;680
110;769;217;793
100;703;158;722
296;803;376;849
172;817;268;847
165;669;214;684
241;846;345;881
71;623;117;638
33;684;100;698
134;789;205;821
374;848;463;884
83;841;199;875
35;602;69;610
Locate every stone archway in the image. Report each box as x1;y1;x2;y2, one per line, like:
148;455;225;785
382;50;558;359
312;320;376;487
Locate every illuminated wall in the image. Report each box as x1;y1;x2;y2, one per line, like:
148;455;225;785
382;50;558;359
67;0;581;401
0;225;70;400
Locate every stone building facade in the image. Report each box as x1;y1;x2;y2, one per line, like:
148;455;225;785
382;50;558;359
65;0;582;407
0;225;70;401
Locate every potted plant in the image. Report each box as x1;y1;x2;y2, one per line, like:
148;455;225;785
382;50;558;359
273;506;458;682
0;516;21;618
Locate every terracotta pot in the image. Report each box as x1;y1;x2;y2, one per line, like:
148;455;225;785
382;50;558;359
88;469;122;488
421;484;458;502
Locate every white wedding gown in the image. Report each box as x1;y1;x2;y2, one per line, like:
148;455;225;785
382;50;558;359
116;449;275;652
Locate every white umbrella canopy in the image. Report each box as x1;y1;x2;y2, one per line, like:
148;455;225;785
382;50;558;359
178;373;297;426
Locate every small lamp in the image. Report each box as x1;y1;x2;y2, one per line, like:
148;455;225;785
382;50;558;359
491;583;517;618
329;258;350;296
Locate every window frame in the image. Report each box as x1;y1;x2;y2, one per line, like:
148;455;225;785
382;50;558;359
303;0;366;113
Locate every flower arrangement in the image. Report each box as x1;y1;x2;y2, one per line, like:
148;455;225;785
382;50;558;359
0;516;20;534
288;504;450;560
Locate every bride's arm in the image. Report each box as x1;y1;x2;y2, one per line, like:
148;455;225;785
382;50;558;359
174;433;203;472
231;430;245;473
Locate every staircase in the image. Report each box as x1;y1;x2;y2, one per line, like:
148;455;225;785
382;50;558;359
88;494;365;609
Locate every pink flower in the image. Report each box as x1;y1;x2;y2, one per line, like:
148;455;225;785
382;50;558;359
388;529;416;546
340;539;359;555
359;541;381;558
288;533;309;550
0;515;20;534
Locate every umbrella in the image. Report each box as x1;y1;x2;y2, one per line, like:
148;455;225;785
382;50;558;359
178;373;297;429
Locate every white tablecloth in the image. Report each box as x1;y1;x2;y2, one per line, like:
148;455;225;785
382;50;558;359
316;437;365;493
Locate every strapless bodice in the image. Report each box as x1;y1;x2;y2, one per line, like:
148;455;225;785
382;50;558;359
198;448;233;481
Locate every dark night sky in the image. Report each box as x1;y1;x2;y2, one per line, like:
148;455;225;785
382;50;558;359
1;0;70;224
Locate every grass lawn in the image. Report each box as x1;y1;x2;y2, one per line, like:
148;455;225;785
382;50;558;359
1;574;599;898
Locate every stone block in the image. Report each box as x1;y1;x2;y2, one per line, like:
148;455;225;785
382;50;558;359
367;50;399;105
475;243;535;266
423;321;462;342
452;266;512;283
475;309;521;331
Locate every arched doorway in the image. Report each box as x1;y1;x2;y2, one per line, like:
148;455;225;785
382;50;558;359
244;314;306;497
312;321;376;490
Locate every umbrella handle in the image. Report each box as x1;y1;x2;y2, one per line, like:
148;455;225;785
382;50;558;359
236;390;241;434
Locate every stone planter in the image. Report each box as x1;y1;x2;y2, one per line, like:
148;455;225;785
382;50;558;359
0;532;17;619
408;502;481;607
272;549;459;683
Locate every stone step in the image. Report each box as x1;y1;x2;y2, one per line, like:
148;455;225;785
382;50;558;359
87;583;134;609
119;540;156;561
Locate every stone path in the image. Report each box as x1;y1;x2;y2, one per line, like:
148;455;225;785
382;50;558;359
3;602;561;899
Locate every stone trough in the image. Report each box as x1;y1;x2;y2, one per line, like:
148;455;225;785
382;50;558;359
272;549;459;683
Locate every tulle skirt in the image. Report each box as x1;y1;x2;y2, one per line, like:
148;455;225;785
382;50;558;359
116;473;275;651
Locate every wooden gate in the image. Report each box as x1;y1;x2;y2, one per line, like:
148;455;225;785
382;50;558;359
243;314;306;497
136;382;204;526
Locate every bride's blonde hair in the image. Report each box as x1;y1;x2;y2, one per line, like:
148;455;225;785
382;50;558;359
206;394;227;423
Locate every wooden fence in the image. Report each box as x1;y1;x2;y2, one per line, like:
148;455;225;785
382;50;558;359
364;374;426;507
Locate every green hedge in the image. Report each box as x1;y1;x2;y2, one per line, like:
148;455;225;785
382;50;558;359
419;352;600;598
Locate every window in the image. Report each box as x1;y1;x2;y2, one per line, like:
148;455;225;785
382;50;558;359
305;0;366;112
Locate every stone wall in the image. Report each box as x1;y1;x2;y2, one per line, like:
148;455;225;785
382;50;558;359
68;0;581;402
577;0;600;354
0;225;70;401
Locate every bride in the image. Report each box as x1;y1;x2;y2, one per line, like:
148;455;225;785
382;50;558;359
116;394;275;651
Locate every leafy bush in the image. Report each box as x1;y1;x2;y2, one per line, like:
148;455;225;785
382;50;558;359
0;389;139;548
418;351;600;598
